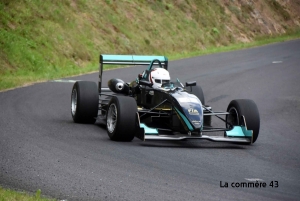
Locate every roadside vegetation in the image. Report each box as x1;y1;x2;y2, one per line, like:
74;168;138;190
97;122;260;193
0;187;54;201
0;0;299;91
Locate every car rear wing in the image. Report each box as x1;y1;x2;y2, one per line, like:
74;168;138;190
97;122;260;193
98;54;168;93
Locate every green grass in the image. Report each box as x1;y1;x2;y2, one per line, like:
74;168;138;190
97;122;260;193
0;187;55;201
1;31;299;91
169;30;300;60
1;0;299;91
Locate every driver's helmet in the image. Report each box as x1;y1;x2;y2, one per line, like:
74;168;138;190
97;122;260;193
150;68;171;88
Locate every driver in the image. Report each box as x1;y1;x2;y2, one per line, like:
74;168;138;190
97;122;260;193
149;68;171;88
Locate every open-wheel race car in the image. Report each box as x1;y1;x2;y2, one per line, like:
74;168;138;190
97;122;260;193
71;54;260;144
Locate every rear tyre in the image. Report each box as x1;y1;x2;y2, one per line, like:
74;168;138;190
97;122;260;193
226;99;260;143
106;96;137;141
71;81;99;124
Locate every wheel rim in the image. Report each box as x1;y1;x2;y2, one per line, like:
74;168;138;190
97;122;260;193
227;107;239;127
71;89;77;116
107;103;117;133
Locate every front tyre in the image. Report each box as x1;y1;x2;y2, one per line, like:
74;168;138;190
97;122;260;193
187;85;205;105
71;81;99;124
187;85;211;126
106;96;137;141
226;99;260;143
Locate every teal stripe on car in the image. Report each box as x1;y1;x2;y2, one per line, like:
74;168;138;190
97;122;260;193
140;123;159;134
101;55;168;62
175;107;194;131
226;126;252;138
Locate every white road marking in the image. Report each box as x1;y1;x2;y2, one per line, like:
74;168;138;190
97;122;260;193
245;178;264;181
272;61;282;63
51;79;80;83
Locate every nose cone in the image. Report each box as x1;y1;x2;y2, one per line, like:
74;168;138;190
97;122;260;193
172;92;203;131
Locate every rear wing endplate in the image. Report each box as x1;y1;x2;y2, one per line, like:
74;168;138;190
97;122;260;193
98;54;168;93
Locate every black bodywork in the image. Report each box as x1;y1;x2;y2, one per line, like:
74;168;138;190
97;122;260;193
96;54;256;143
99;57;205;138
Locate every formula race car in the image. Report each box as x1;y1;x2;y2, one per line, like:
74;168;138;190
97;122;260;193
71;54;260;144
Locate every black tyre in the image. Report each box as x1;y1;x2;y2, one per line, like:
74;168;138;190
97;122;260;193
71;81;99;124
106;96;137;141
100;94;126;116
226;99;260;143
187;85;205;105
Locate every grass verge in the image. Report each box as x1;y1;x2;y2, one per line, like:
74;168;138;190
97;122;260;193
1;31;299;92
168;30;300;60
0;187;55;201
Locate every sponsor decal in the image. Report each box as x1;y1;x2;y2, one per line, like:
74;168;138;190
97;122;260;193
191;98;200;103
192;120;201;125
188;95;201;103
188;108;199;115
177;96;200;103
177;97;189;103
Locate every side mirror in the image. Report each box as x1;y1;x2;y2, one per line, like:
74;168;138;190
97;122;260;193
186;81;196;87
139;80;153;87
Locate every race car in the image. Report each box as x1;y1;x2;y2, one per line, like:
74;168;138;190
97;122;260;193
71;54;260;144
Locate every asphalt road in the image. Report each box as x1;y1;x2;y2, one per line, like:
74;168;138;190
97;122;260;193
1;40;300;201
